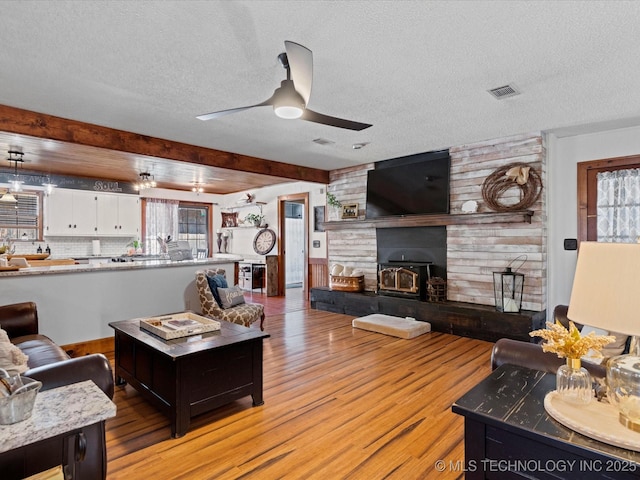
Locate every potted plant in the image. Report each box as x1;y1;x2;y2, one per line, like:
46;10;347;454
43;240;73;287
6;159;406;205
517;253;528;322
327;192;342;209
245;213;265;227
127;239;143;255
327;192;342;221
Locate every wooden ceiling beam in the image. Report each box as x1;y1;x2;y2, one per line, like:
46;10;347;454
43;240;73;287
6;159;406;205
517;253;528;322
0;104;329;184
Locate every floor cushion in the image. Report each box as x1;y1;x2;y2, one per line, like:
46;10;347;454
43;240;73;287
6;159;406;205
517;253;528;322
352;314;431;339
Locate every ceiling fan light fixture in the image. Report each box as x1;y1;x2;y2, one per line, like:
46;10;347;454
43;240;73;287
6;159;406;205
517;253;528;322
197;41;371;130
274;105;304;119
272;79;305;119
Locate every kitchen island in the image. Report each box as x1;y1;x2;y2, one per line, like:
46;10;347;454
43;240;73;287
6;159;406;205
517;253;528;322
0;255;243;345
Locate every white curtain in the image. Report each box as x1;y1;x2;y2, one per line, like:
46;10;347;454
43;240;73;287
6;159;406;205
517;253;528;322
597;168;640;243
144;199;179;254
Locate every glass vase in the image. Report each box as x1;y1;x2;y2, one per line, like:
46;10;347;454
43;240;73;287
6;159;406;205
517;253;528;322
556;358;592;405
607;353;640;430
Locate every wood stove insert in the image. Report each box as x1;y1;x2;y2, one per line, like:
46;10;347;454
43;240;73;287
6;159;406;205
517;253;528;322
377;262;432;301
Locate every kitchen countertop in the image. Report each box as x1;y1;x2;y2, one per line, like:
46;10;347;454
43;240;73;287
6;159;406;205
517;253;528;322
0;256;244;277
0;380;116;453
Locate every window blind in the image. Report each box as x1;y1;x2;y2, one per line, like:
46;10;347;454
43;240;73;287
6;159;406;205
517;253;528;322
0;193;40;228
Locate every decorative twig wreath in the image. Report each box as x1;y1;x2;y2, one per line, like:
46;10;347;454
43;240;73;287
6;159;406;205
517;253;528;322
481;162;542;212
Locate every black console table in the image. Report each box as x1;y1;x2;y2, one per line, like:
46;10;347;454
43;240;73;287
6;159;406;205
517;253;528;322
452;364;640;479
310;287;545;343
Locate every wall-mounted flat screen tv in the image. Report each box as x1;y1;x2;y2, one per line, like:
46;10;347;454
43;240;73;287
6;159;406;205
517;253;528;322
365;150;450;219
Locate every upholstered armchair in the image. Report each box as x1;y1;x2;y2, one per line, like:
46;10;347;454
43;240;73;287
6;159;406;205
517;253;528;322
195;269;265;330
491;305;610;379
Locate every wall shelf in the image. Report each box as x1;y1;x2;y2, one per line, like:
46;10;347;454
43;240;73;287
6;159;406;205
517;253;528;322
322;210;533;230
221;202;267;228
222;201;266;212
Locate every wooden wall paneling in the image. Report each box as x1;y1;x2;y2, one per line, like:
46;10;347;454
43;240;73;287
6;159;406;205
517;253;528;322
265;256;279;297
327;229;377;292
327;164;376;290
325;132;547;312
308;258;329;289
448;132;546;311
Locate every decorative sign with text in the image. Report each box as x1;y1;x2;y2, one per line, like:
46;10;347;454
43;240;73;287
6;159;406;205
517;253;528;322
0;169;139;195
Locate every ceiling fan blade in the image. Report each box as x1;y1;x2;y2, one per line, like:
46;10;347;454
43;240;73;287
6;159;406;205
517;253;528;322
301;109;372;131
197;98;273;121
284;41;312;105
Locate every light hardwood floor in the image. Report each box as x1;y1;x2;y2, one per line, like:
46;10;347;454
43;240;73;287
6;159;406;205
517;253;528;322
104;290;493;479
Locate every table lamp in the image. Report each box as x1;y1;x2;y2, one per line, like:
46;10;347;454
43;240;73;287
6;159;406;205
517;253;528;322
567;241;640;431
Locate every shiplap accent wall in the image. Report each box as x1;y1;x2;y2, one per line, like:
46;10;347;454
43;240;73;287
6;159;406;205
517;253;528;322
327;132;547;311
327;164;377;291
447;132;546;311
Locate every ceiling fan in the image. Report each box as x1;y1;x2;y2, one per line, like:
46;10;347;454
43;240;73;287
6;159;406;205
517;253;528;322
197;41;372;131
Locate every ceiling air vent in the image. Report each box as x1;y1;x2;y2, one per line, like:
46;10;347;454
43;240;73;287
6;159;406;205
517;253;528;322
488;84;520;100
313;138;335;146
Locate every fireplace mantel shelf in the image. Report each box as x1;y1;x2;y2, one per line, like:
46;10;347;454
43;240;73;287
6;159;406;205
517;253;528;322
322;210;533;230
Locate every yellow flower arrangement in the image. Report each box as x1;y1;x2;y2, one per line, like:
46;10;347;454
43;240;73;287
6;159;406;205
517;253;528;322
529;320;615;359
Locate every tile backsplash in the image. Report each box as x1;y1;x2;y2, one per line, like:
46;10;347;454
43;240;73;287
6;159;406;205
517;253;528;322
11;236;136;258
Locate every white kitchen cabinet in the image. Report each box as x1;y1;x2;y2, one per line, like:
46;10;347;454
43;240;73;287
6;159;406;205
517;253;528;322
115;195;141;236
96;194;140;236
46;190;140;237
45;189;98;236
96;194;118;235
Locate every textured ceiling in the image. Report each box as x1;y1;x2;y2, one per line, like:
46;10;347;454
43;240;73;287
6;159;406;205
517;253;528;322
1;0;640;183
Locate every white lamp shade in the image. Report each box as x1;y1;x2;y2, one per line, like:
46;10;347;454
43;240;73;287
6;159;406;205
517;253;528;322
567;242;640;336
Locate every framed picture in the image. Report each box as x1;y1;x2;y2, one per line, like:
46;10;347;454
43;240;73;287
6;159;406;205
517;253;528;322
314;206;325;232
221;211;238;228
341;203;358;219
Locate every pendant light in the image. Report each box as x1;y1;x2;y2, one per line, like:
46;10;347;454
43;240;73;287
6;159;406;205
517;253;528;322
134;172;156;191
42;177;57;195
1;151;24;203
6;150;24;192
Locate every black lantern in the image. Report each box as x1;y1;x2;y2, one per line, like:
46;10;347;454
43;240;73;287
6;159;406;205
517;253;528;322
493;267;524;313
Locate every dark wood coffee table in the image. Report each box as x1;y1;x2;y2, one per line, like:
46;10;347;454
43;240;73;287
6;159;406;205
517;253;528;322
109;316;269;438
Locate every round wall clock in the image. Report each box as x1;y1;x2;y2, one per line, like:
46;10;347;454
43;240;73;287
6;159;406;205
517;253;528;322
253;228;277;255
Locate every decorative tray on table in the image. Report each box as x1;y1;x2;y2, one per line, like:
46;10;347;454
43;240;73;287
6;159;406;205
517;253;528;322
544;390;640;451
140;312;221;340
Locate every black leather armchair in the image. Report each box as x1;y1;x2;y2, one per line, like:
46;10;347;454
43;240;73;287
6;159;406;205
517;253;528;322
0;301;114;480
491;305;606;379
0;301;114;398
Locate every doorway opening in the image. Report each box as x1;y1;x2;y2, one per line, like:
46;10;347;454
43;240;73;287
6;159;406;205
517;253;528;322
285;201;304;289
277;193;309;297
